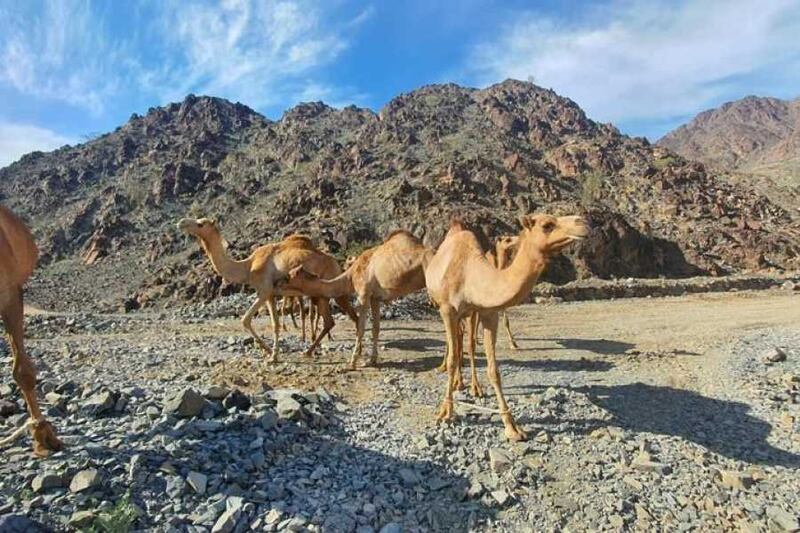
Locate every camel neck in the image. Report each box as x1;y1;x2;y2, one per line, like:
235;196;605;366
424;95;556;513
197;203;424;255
199;236;250;285
294;269;354;298
471;238;547;310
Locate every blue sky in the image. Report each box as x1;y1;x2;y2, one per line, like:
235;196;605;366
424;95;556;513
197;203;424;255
1;0;799;167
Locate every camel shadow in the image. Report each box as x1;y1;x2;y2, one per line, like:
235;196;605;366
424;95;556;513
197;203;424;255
379;355;444;373
384;338;446;352
558;383;800;467
503;357;615;374
512;338;634;356
7;404;492;531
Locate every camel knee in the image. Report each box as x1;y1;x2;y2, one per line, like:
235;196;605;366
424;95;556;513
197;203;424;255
13;357;37;392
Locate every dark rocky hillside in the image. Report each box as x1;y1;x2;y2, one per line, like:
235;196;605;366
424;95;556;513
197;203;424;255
659;95;800;211
1;80;798;311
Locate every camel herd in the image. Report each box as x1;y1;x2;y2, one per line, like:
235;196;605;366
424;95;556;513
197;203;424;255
0;205;587;458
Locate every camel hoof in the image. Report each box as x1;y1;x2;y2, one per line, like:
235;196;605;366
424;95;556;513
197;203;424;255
470;383;485;398
436;400;456;423
32;420;62;458
501;416;527;442
435;362;447;373
366;356;378;367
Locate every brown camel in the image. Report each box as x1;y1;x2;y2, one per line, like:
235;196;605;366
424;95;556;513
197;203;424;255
281;230;433;369
425;214;588;441
178;218;357;362
0;206;62;457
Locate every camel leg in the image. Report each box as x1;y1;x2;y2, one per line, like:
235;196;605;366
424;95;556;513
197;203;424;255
3;288;61;457
367;298;380;366
503;312;519;350
288;297;299;330
453;319;465;391
436;308;459;423
468;313;484;398
299;297;307;342
310;300;319;339
305;299;335;357
241;293;272;357
264;297;282;362
481;311;526;441
348;302;368;370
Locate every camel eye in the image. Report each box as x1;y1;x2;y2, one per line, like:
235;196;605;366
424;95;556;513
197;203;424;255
543;222;555;233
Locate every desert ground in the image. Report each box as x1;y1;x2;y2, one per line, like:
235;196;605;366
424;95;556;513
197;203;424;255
1;288;799;532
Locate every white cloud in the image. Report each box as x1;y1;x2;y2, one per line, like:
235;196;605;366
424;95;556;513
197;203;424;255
0;122;74;168
0;0;363;113
142;0;354;108
468;0;800;133
0;1;125;114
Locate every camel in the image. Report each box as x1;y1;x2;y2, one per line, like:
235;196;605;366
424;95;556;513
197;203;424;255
439;234;521;368
453;235;522;396
0;206;62;457
280;230;433;369
425;213;589;441
177;218;357;362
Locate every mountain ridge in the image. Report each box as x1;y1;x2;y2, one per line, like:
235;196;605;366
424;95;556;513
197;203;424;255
2;80;798;311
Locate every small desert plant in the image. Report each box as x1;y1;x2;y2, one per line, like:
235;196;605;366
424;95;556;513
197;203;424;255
579;171;605;205
84;492;139;533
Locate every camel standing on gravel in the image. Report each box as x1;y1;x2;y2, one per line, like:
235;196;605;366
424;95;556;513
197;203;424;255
441;234;522;370
178;218;357;362
0;206;61;457
425;214;589;441
446;235;522;395
280;230;433;369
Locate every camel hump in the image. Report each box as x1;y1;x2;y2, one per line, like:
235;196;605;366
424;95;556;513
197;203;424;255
282;234;315;249
383;229;419;243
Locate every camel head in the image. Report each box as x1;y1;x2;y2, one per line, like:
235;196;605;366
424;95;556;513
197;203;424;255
280;265;320;291
177;217;222;243
518;214;589;256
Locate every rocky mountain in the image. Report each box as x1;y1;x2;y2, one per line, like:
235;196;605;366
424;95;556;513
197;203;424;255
658;95;800;209
1;81;799;311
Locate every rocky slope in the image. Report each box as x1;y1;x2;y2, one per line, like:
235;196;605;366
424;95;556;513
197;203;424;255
1;81;799;311
658;95;800;210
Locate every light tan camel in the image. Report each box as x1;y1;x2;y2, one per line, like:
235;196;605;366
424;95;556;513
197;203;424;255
438;234;522;384
178;218;357;362
0;206;62;457
425;214;588;441
280;230;433;369
449;235;522;397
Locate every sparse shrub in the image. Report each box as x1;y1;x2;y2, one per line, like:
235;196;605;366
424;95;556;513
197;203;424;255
579;171;605;205
84;492;138;533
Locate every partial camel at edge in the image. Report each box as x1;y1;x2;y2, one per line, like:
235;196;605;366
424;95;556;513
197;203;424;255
425;213;589;441
279;230;434;370
177;218;357;362
0;206;62;457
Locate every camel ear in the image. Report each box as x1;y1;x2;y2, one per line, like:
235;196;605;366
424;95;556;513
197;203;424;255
519;215;536;229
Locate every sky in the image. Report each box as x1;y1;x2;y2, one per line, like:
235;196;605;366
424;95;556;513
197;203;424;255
1;0;799;168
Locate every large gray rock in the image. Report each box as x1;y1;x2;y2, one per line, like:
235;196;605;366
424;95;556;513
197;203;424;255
83;389;118;415
31;472;63;492
187;471;208;495
488;448;514;475
163;388;206;418
69;468;102;493
276;397;306;421
766;506;799;531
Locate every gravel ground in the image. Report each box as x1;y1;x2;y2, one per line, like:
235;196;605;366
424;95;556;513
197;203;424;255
0;290;799;532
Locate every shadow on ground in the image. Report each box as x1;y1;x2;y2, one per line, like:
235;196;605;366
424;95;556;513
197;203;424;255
2;409;491;532
514;337;636;355
568;383;800;467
